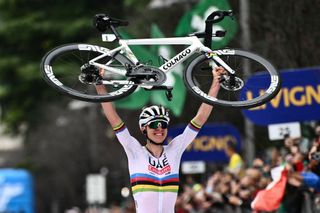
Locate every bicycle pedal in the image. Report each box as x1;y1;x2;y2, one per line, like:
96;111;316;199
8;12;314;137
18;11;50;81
144;86;172;91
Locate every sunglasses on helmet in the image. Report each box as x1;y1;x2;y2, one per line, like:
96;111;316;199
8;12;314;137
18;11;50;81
148;121;168;129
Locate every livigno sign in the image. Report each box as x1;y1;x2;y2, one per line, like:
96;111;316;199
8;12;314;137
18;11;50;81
166;123;241;162
242;67;320;125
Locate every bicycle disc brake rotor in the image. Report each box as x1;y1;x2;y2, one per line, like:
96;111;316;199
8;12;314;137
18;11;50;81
79;63;102;85
220;75;244;91
135;66;167;86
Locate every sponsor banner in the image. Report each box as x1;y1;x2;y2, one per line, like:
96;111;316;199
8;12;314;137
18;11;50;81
242;68;320;125
166;123;241;162
0;169;34;213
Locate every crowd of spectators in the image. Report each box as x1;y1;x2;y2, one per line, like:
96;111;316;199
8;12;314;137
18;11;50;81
173;123;320;213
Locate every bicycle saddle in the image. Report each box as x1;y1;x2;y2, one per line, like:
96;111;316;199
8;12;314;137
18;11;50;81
93;14;129;32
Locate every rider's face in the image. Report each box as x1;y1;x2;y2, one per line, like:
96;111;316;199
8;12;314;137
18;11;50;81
145;121;168;143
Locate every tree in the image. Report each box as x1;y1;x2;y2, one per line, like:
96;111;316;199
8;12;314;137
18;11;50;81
0;0;124;132
0;0;128;211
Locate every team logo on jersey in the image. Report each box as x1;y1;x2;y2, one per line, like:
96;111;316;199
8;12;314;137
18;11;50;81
148;154;171;175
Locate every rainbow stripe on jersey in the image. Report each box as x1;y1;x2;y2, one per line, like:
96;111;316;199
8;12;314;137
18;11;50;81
113;122;126;134
130;173;179;194
188;120;201;132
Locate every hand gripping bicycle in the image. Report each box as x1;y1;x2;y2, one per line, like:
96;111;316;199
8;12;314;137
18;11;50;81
41;10;281;108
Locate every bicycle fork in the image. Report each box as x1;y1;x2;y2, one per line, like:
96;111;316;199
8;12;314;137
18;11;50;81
206;52;242;91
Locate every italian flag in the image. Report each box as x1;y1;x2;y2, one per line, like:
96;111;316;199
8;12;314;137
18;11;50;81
251;165;288;212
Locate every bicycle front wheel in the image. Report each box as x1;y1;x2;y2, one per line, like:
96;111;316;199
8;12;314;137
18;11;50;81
41;44;138;102
184;49;281;108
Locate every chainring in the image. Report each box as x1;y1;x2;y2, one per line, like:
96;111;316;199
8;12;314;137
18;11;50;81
133;65;167;86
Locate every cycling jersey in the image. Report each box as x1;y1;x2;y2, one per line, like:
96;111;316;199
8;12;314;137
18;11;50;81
114;121;201;213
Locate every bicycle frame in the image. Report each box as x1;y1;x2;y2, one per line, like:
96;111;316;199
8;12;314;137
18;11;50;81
87;34;235;87
42;11;281;107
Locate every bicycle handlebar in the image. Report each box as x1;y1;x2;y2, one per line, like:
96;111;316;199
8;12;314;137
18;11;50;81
93;14;129;32
205;10;234;24
203;10;234;48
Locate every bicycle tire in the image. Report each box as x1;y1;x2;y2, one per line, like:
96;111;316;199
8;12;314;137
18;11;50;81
41;43;138;102
184;49;281;108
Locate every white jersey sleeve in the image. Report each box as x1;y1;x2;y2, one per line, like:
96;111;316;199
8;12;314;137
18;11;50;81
167;120;201;158
113;122;142;159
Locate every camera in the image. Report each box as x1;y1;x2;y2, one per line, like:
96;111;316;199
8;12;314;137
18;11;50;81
311;152;320;161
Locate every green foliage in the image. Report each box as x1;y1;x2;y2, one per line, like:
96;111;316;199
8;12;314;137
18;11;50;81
0;0;124;132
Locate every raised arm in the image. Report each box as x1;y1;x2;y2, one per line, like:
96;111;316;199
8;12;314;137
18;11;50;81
95;85;123;128
192;67;225;126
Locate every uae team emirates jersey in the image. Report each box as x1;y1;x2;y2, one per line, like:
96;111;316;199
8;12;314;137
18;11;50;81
113;121;201;213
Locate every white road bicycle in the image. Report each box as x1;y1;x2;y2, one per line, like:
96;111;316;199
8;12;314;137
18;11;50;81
41;10;281;108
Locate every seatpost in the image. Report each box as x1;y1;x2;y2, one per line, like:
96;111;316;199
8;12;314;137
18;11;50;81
109;25;122;40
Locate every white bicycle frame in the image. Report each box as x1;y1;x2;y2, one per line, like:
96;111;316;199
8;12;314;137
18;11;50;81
87;34;235;88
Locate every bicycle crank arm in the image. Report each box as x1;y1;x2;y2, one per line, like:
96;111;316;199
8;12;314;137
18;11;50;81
101;80;135;85
144;86;173;101
126;72;156;78
143;85;173;91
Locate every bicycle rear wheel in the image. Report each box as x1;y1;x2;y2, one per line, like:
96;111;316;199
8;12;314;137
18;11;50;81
184;49;281;108
41;44;137;102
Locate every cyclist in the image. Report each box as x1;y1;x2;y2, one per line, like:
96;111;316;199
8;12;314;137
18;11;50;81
96;67;225;213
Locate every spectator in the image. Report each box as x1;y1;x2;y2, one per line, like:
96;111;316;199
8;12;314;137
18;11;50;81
309;125;320;160
270;147;283;167
225;141;244;177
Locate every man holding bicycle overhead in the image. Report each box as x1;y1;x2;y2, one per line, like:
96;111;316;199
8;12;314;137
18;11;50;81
96;67;225;213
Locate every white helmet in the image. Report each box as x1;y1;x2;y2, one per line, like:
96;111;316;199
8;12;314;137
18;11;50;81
139;105;170;128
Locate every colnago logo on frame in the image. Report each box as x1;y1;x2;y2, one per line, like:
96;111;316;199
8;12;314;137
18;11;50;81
163;48;191;70
45;65;63;86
